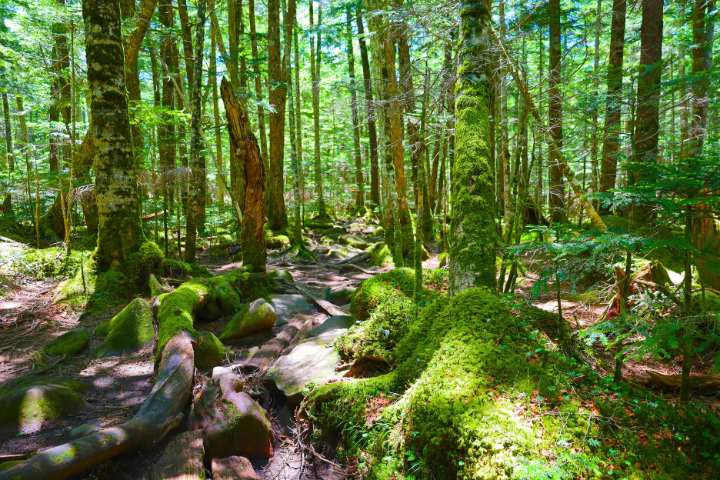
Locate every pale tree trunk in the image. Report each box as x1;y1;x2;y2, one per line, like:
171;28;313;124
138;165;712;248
50;0;71;173
209;0;224;206
2;93;13;173
356;10;380;210
310;2;329;220
599;0;626;199
288;35;302;245
184;0;205;263
590;0;601;206
84;0;160;274
346;6;364;214
450;0;496;294
294;15;304;226
249;0;269;163
548;0;565;223
499;0;511;226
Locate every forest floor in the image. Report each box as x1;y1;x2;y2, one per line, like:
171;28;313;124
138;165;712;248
1;222;719;478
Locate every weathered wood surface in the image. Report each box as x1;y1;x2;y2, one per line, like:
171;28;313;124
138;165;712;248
286;281;350;318
242;314;314;372
643;370;720;390
0;333;195;480
211;455;260;480
151;430;205;480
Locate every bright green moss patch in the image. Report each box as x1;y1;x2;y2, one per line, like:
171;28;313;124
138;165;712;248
350;268;418;320
195;330;233;369
163;258;211;278
309;288;720;479
366;242;393;268
93;298;154;358
0;376;88;433
42;328;90;356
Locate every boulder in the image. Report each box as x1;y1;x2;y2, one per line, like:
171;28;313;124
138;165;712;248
328;245;350;259
220;299;276;341
216;283;241;314
211;456;260;480
328;287;357;307
309;315;355;342
42;328;90;356
93;298;154;358
0;376;88;433
267;336;345;405
270;294;316;326
189;372;273;459
268;269;294;283
195;330;233;369
320;226;345;236
339;234;368;250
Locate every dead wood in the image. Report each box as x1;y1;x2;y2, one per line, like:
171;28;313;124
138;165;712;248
150;430;205;480
642;370;720;390
284;281;350;317
0;332;195;480
242;314;314;372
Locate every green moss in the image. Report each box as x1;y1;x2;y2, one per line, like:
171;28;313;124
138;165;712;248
265;233;291;249
163;258;211;278
42;328;90;356
0;376;88;433
195;330;233;369
438;252;449;268
366;242;393;268
308;287;719;479
350;268;417;320
93;298;154;358
0;460;22;472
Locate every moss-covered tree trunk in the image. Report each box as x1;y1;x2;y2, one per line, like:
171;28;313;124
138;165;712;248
249;0;269;163
346;6;364;214
221;77;266;271
83;0;156;273
184;0;205;263
449;1;496;294
158;0;178;222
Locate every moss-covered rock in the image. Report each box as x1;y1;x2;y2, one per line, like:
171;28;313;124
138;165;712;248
350;268;416;320
268;269;294;283
93;298;154;358
0;376;88;433
328;286;356;306
264;232;291;250
438;252;449;268
42;328;90;356
366;242;393;267
339;234;369;250
163;258;212;278
220;298;276;341
195;330;233;369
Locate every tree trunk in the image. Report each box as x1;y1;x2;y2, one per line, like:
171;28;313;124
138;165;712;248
633;0;664;176
50;0;71;173
159;0;178;219
221;77;267;271
599;0;626;198
209;0;224;206
2;93;13;173
356;10;380;210
346;6;364;214
450;0;496;294
590;0;602;205
249;0;269;163
548;0;565;223
288;33;302;245
84;0;157;275
184;0;205;263
310;2;329;220
124;0;158;166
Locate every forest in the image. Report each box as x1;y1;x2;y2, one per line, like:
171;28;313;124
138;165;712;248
0;0;719;478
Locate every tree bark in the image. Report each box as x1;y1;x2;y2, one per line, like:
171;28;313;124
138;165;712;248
356;10;380;210
599;0;626;197
548;0;565;223
310;2;329;220
209;0;224;206
49;0;71;173
450;0;496;294
185;0;206;263
633;0;664;172
249;0;269;163
2;93;13;173
159;0;178;218
84;0;153;272
221;77;267;271
346;6;364;214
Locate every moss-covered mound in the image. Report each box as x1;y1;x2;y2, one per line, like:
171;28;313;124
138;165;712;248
42;328;90;356
366;242;392;267
219;298;276;341
195;330;233;369
0;376;88;434
308;288;720;479
94;298;155;358
349;268;418;320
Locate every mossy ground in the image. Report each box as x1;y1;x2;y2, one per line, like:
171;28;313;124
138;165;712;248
307;274;720;479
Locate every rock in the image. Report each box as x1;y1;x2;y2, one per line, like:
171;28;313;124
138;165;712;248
270;294;316;326
338;264;358;275
267;337;344;405
329;287;357;306
211;456;260;480
320;226;345;235
339;234;368;250
0;376;88;433
42;328;90;356
265;234;291;250
268;269;294;283
309;315;355;343
189;372;273;459
151;430;205;480
68;423;101;440
328;245;350;259
93;298;154;358
220;299;276;341
195;330;234;369
212;365;239;378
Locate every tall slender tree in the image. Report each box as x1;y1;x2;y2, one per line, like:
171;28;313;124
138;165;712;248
548;0;565;223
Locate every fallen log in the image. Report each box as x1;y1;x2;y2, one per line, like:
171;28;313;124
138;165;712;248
0;332;195;480
284;281;350;317
241;314;314;372
643;370;720;391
